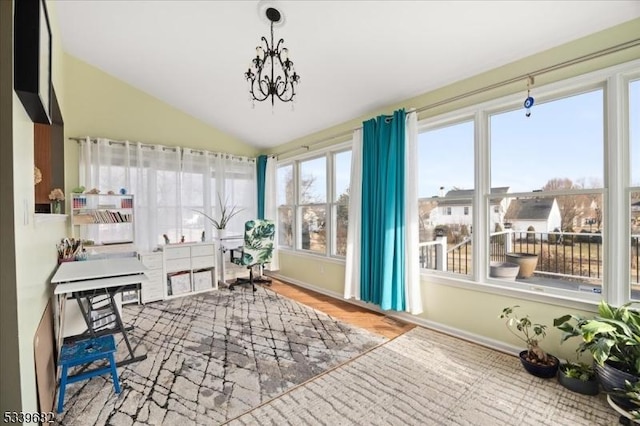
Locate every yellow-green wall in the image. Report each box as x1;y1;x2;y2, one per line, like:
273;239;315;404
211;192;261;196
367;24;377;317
62;54;259;195
274;18;640;361
1;0;70;414
269;19;640;159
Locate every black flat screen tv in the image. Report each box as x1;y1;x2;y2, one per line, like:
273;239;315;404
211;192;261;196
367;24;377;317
14;0;52;125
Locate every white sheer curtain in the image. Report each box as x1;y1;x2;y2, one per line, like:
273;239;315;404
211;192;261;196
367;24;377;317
78;138;256;252
264;156;279;271
182;149;212;242
344;128;363;300
213;154;256;236
405;111;423;314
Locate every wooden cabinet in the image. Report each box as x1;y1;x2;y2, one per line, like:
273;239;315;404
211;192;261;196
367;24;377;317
162;242;217;299
137;252;164;304
34;88;64;213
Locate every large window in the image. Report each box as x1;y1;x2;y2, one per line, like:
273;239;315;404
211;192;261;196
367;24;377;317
417;120;474;276
277;164;294;248
299;156;327;254
417;60;639;304
276;144;351;258
489;89;605;296
333;150;351;256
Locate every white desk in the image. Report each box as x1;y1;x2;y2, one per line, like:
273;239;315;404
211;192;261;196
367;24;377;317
52;257;147;284
52;257;149;369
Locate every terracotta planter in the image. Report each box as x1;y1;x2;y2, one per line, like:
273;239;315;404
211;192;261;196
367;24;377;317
506;253;539;279
489;261;520;280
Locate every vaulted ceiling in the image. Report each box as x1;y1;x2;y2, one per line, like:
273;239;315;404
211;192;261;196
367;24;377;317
55;1;640;148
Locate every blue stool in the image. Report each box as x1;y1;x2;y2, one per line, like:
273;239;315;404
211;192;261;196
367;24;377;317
57;335;121;413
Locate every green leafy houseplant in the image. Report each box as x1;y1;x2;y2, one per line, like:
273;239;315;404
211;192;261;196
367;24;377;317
606;380;640;421
500;306;558;376
557;361;599;395
553;301;640;376
560;362;596;381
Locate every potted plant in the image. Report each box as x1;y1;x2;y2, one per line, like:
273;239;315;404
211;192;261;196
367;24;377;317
554;301;640;407
500;305;559;378
557;362;599;395
192;194;244;238
607;380;640;422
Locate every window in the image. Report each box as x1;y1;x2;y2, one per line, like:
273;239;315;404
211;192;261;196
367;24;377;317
489;89;604;296
333;150;351;256
276;144;351;258
630;78;640;301
418;120;474;276
299;157;327;254
417;60;639;304
277;164;294;248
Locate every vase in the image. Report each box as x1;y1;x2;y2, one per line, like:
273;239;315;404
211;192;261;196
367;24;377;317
505;253;539;279
216;228;227;239
51;200;62;214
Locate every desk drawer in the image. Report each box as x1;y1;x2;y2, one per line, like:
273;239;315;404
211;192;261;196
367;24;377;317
166;258;191;273
164;247;190;260
191;244;215;257
192;255;215;270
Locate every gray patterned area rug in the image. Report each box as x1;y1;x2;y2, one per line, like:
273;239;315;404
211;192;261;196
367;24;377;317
231;327;620;426
55;286;387;425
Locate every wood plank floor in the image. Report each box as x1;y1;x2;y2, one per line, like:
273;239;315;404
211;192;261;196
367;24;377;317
265;278;415;339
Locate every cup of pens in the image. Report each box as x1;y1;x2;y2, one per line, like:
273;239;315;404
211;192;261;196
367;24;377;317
57;238;84;264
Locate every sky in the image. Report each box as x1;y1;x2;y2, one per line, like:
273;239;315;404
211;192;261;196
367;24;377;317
418;89;607;197
288;79;639;201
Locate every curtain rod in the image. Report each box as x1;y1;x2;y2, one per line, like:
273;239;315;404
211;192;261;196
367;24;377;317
70;136;256;162
273;38;640;159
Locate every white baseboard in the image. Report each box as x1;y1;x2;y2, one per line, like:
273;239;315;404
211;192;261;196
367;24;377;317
269;272;522;357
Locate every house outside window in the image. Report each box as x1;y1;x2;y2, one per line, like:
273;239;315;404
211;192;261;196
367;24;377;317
464;206;470;216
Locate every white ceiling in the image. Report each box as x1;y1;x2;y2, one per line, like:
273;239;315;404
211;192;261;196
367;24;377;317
55;1;640;149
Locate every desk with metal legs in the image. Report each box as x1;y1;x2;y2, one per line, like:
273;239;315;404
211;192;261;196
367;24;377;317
52;257;149;371
214;235;243;286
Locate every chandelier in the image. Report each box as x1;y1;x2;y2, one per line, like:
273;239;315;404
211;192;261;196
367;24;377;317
245;7;300;106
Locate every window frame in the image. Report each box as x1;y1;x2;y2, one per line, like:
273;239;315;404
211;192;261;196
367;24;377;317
417;58;640;307
276;141;352;260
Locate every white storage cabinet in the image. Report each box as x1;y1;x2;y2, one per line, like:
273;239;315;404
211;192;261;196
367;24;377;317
162;242;217;299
